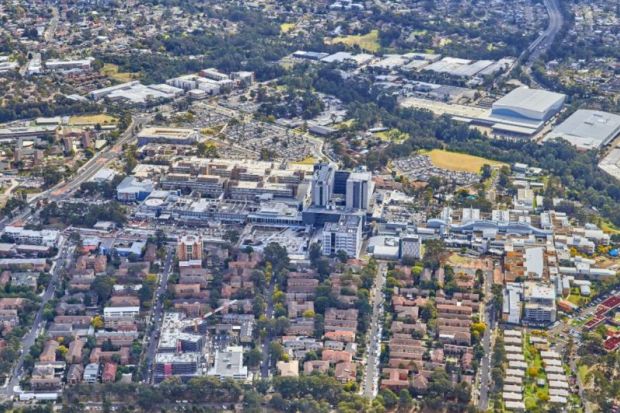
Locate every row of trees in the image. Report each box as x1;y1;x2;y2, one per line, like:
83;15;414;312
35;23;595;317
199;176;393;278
39;201;127;227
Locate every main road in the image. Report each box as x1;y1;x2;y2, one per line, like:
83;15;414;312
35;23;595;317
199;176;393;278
142;246;175;383
362;262;386;398
43;114;150;202
525;0;564;68
499;0;564;80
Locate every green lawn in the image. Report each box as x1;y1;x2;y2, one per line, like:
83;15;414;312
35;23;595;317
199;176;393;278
523;334;548;410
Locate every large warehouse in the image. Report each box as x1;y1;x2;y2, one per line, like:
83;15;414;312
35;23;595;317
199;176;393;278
474;87;566;138
491;87;566;122
545;109;620;151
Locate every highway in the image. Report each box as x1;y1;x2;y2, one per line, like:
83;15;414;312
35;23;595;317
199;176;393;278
142;246;175;383
1;237;70;398
362;262;386;398
525;0;564;68
499;0;564;80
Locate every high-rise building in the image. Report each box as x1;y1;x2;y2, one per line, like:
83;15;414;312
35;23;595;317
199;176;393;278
523;282;556;324
311;164;336;207
177;234;203;261
345;171;373;210
322;215;362;258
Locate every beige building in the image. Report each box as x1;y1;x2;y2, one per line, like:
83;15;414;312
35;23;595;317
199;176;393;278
177;235;203;261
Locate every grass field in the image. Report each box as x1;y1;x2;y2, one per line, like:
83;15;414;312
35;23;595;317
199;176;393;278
600;219;620;234
68;114;117;126
374;128;408;143
523;334;548;410
292;156;317;165
327;29;380;53
280;23;296;34
201;125;225;136
422;149;505;173
102;63;140;82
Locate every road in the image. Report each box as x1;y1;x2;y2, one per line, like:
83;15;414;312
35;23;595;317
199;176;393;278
499;0;564;80
43;114;149;202
476;264;497;411
1;237;70;398
44;7;59;43
260;274;276;379
525;0;564;68
142;246;175;383
362;262;386;398
0;114;147;396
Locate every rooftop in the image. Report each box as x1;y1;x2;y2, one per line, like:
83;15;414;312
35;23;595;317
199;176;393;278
546;109;620;150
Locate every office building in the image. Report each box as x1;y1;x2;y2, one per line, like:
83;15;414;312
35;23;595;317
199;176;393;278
322;215;363;258
311;164;336;207
345;171;373;210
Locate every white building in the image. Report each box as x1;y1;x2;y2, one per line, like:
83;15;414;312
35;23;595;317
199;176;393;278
103;306;140;319
208;346;248;381
311;164;335;207
322;215;362;258
491;87;566;122
345;171;373;210
2;226;59;247
523;282;556;324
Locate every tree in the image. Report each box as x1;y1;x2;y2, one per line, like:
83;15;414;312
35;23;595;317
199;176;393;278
481;164;492;179
196;141;219;158
379;388;398;409
91;315;104;329
223;229;240;245
263;242;289;275
398;389;413;412
423;239;444;270
244;348;262;368
92;276;114;303
309;243;322;265
336;249;348;263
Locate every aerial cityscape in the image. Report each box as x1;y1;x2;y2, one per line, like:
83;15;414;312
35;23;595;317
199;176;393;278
0;0;619;412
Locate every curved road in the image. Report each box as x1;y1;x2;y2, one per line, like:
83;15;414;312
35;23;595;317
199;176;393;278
500;0;565;80
525;0;564;68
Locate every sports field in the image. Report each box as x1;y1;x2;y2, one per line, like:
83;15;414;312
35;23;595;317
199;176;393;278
327;30;380;53
423;149;505;173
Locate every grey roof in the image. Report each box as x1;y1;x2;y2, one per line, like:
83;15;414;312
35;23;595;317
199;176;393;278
494;87;565;112
547;109;620;150
117;176;154;193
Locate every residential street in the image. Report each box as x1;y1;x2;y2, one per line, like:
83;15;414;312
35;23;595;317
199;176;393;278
362;262;386;398
1;237;70;399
